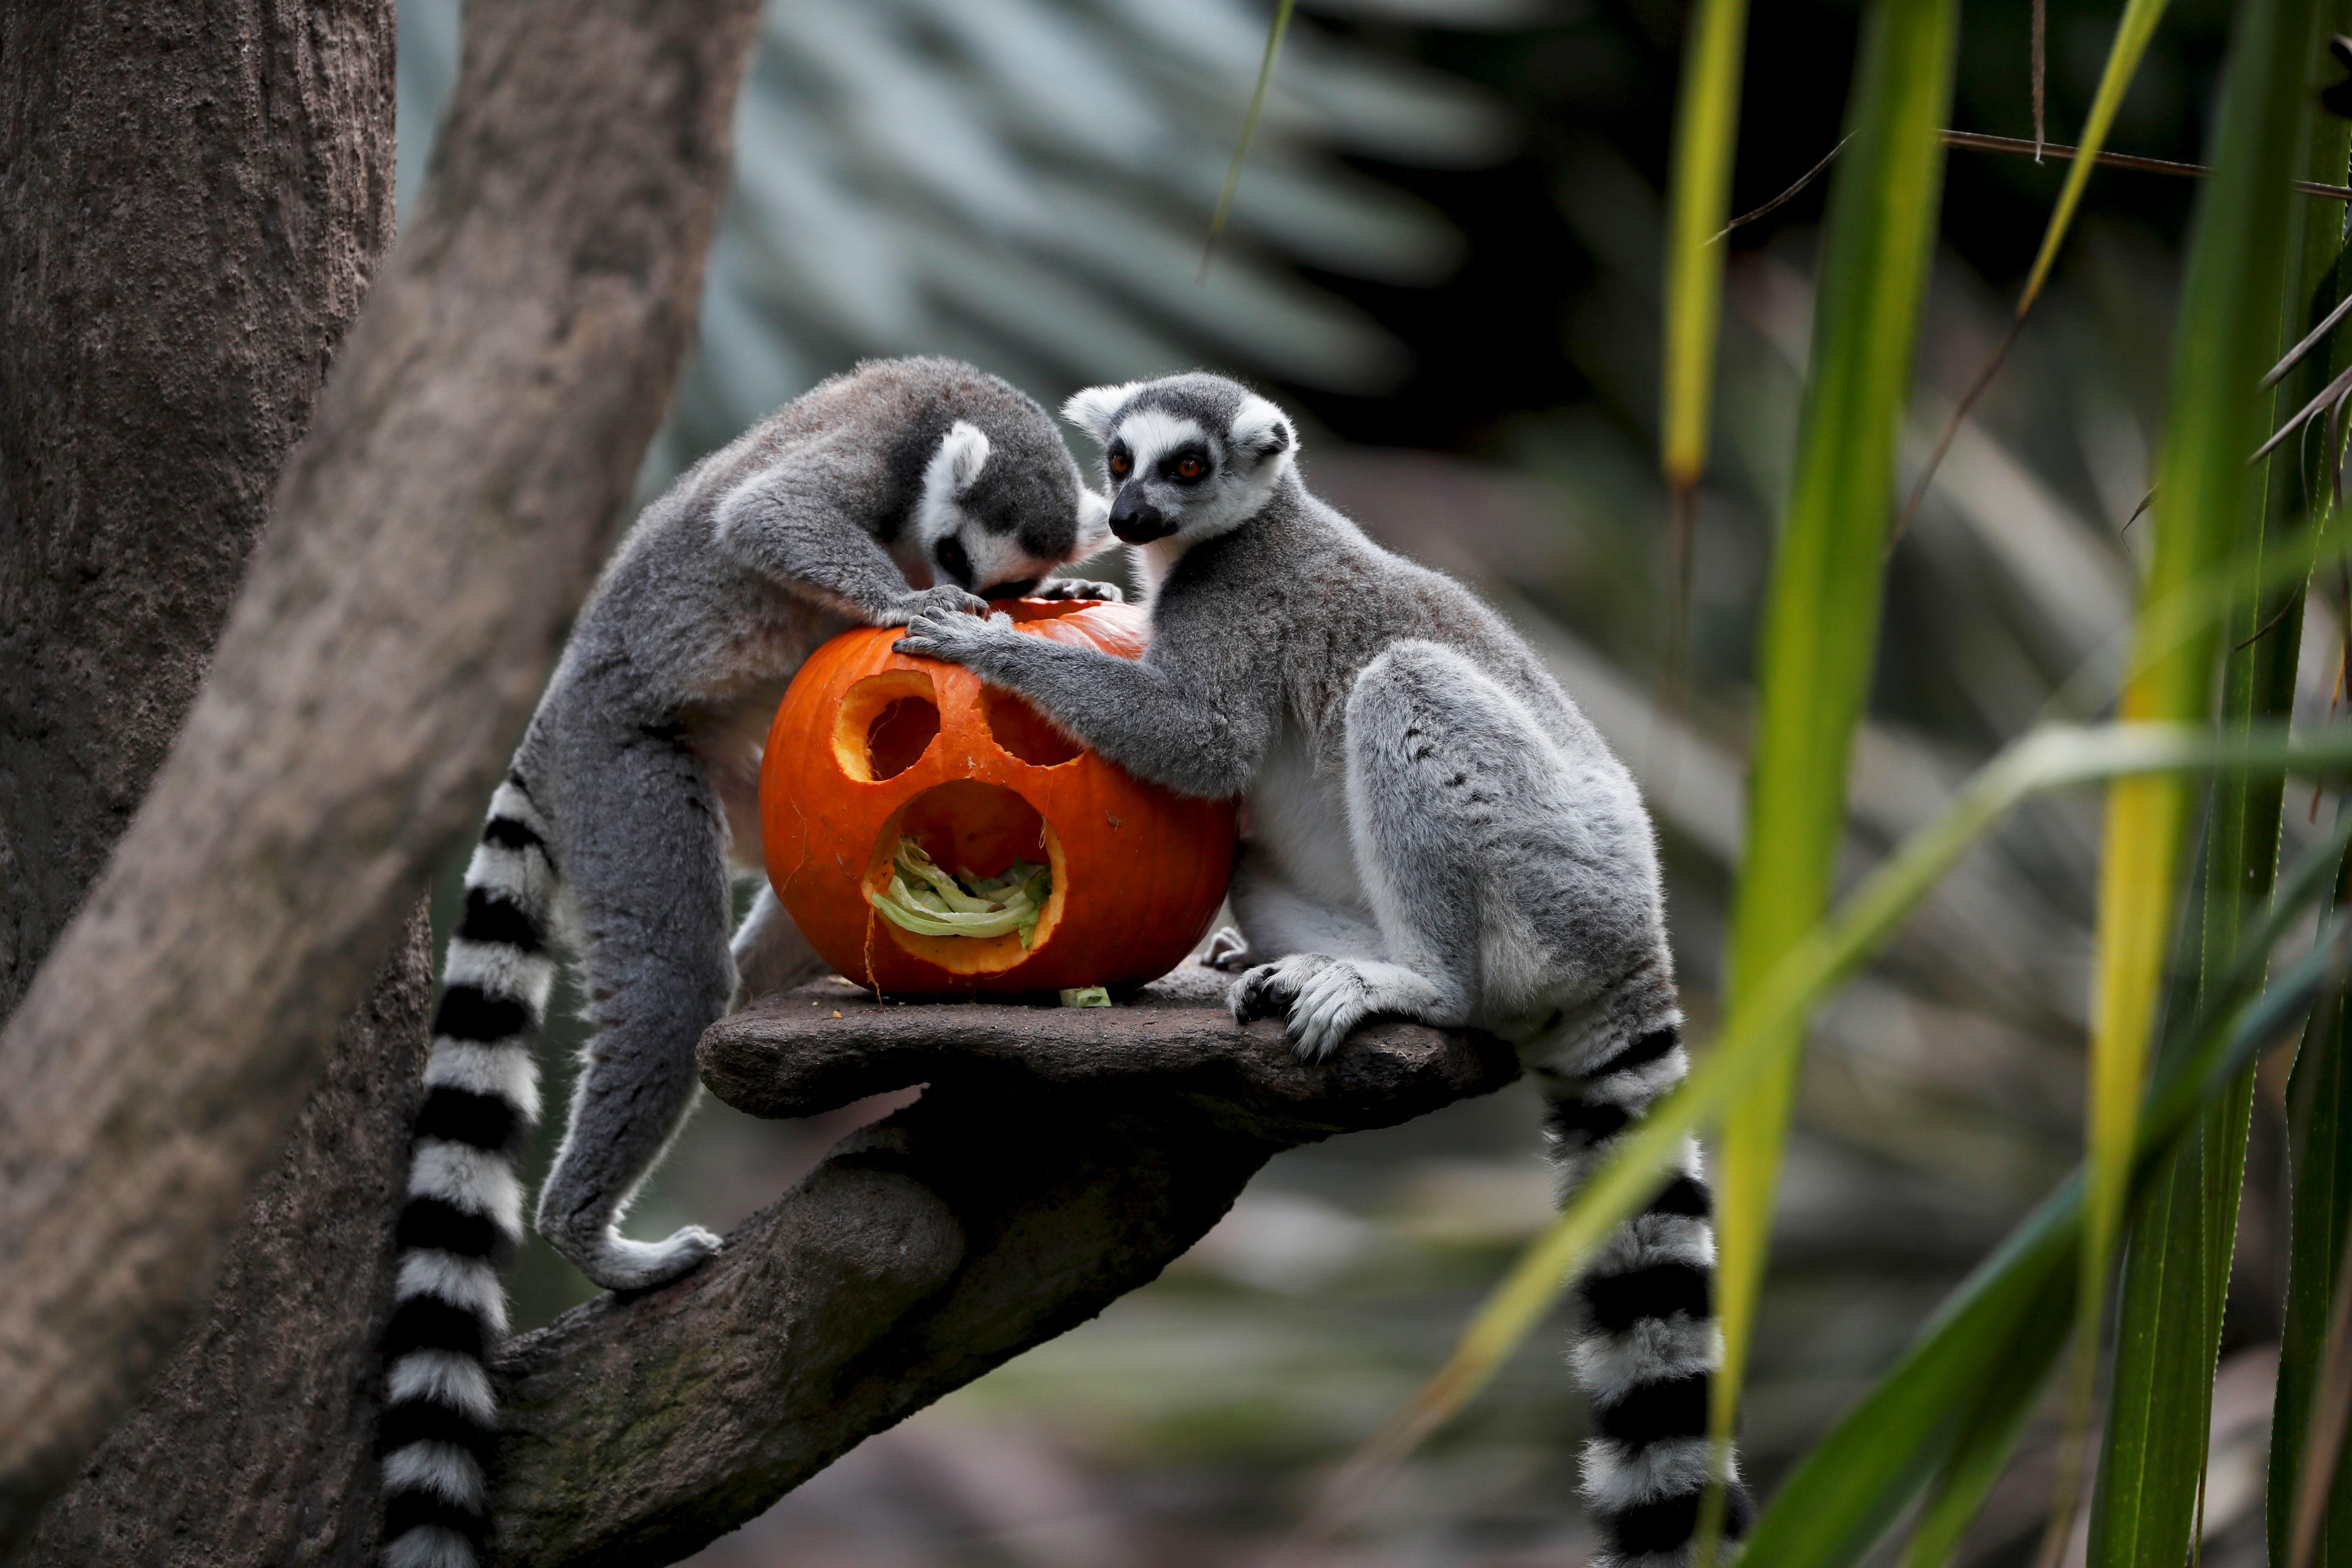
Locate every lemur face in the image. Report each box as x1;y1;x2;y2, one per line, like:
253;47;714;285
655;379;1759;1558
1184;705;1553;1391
915;420;1112;597
1062;375;1297;550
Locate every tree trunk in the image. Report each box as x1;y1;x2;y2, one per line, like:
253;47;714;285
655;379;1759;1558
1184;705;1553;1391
0;0;397;1020
0;0;397;1540
13;908;432;1568
0;0;761;1540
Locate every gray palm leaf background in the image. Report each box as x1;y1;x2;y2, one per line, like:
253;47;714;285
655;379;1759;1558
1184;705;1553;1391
398;1;2282;1564
403;0;1515;447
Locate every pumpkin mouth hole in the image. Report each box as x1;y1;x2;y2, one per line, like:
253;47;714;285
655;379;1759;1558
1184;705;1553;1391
980;687;1082;768
833;671;940;782
865;782;1066;975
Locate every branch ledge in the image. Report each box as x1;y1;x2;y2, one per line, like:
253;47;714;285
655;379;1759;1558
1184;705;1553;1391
486;963;1516;1568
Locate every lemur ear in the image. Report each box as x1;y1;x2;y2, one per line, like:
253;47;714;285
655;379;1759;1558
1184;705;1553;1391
938;420;991;495
1063;382;1142;444
1229;395;1296;466
1076;488;1112;552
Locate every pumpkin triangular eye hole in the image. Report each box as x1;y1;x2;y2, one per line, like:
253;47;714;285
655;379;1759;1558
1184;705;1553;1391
982;689;1081;767
869;698;940;778
833;672;940;782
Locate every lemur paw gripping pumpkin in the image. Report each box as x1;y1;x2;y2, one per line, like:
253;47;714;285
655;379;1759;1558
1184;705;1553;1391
760;599;1238;995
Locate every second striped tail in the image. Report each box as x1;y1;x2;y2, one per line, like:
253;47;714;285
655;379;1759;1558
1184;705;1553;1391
1545;1020;1752;1568
379;779;558;1568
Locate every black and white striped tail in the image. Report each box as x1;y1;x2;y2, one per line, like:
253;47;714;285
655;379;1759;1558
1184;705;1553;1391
1545;1021;1752;1568
380;778;557;1568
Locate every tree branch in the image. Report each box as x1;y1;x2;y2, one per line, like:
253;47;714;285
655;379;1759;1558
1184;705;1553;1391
0;0;763;1539
14;908;433;1568
486;971;1519;1567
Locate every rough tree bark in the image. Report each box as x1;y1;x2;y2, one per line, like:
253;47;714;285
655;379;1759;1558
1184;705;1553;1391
0;0;763;1540
0;0;401;1545
14;910;432;1568
0;0;396;1019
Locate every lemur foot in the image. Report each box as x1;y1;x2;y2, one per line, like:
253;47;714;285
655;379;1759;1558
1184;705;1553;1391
1201;927;1251;971
1035;578;1124;603
878;584;991;626
556;1224;723;1292
1229;953;1378;1062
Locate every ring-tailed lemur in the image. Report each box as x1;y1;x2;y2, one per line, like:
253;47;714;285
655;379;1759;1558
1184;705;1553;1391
378;358;1117;1568
895;372;1750;1566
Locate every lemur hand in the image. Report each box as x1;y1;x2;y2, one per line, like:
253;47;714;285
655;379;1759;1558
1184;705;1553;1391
1033;579;1125;603
895;605;1020;665
877;583;990;625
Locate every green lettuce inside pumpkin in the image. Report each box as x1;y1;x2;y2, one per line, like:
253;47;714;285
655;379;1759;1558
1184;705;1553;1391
868;838;1050;948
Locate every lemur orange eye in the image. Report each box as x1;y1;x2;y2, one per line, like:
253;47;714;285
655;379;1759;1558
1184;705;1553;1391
1108;452;1131;477
1175;456;1205;480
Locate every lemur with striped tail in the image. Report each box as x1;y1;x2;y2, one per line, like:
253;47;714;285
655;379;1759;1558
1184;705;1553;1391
378;358;1116;1568
897;371;1749;1566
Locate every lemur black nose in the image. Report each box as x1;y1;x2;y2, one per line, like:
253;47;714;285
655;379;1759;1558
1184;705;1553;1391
1108;490;1173;544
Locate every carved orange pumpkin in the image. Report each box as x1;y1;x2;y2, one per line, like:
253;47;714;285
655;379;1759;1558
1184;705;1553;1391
760;599;1238;995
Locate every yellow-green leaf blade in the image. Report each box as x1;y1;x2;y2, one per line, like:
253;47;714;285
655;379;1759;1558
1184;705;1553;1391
1660;0;1751;490
2087;28;2346;1559
1712;0;1959;1506
2073;0;2320;1518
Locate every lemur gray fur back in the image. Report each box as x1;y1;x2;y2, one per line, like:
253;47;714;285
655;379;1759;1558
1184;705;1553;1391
377;358;1114;1568
897;371;1749;1567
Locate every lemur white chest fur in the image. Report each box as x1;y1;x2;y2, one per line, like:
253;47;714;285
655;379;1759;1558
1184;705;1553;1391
1243;718;1364;913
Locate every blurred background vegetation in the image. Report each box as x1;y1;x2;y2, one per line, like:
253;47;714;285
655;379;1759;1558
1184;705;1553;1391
398;0;2297;1562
